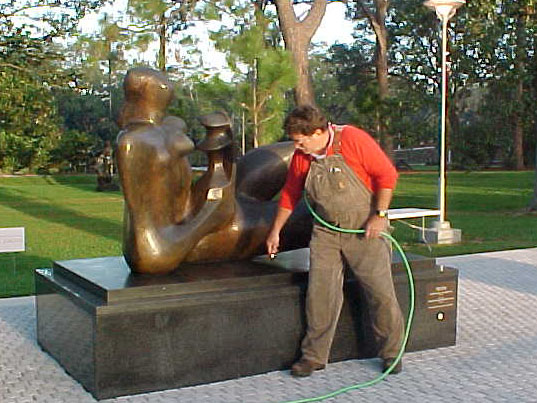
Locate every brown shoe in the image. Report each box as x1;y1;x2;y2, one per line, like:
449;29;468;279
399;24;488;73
291;358;326;377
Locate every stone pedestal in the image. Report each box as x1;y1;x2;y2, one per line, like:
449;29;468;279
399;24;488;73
423;220;462;244
35;250;458;400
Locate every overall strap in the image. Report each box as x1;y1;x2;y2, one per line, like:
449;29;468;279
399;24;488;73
330;124;345;155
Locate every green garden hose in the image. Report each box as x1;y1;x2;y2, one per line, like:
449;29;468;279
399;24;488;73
285;195;416;403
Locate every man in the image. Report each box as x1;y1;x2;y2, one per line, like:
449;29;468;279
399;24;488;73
266;105;404;377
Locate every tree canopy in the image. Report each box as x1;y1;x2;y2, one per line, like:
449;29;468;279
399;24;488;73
0;0;536;197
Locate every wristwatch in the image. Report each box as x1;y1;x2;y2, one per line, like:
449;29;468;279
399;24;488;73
375;209;388;218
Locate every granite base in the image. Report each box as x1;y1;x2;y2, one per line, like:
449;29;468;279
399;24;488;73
35;249;458;399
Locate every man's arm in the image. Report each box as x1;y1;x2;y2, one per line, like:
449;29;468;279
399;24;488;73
266;150;309;255
343;127;396;239
266;207;293;255
365;188;393;239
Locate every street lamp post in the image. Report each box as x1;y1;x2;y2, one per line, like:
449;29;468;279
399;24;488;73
423;0;464;244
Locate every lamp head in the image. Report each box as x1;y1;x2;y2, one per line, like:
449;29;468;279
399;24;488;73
424;0;465;21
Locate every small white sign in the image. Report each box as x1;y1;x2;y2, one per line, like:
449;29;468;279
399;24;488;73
0;227;25;253
207;187;223;200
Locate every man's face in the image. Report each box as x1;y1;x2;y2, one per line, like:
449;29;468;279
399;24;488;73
289;129;328;155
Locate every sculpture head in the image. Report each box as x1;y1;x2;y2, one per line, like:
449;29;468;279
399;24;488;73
118;67;174;128
197;111;233;151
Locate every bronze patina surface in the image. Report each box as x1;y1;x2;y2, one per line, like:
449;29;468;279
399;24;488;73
116;67;311;274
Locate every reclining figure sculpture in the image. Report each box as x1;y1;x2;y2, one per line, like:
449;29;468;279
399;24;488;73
116;67;311;274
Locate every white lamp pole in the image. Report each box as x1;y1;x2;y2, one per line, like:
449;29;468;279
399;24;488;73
424;0;465;223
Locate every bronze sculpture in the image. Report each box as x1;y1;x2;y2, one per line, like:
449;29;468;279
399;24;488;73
116;67;311;275
96;140;119;191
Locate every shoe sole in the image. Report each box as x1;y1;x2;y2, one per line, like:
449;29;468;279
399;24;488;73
383;363;402;375
291;365;325;377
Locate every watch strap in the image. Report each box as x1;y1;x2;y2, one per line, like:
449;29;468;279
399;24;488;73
376;209;388;218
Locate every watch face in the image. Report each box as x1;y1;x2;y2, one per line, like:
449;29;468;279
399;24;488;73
377;210;387;218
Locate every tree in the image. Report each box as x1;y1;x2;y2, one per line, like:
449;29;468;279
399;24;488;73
274;0;326;106
313;42;437;151
388;0;537;170
126;0;199;72
0;33;65;172
54;89;114;142
72;15;129;138
509;4;535;170
311;48;358;124
169;75;236;142
530;162;537;211
0;0;107;172
312;42;376;125
210;1;296;147
348;0;393;156
454;0;536;170
0;62;62;172
0;0;104;37
50;129;100;173
529;57;537;211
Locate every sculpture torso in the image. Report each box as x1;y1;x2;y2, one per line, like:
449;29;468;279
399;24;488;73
116;67;312;275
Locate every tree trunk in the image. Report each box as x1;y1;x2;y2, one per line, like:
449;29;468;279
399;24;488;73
530;149;537;211
358;0;394;158
253;58;259;148
513;14;526;170
158;13;166;72
287;40;314;106
374;0;393;158
513;80;525;170
274;0;326;106
107;37;113;139
529;38;537;211
108;56;113;138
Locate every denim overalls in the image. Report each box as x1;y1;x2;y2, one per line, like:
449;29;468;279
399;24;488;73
301;126;404;364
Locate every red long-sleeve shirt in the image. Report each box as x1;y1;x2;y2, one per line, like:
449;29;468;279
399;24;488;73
279;125;398;211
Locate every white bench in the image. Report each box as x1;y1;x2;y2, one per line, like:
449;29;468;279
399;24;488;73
387;208;441;239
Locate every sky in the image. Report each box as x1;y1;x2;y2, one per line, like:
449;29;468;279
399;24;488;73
77;1;356;77
80;1;355;43
300;2;355;46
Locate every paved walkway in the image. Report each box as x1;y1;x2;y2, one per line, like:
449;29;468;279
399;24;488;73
1;248;537;402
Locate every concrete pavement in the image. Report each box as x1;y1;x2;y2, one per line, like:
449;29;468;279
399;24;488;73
1;248;537;402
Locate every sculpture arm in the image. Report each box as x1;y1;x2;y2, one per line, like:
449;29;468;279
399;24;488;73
116;133;155;224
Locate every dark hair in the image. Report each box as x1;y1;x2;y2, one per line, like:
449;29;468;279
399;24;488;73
283;105;328;136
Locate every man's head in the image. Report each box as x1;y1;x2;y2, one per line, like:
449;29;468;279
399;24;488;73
284;105;329;155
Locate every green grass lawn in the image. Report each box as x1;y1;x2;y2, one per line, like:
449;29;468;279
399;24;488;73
1;171;536;297
0;175;123;297
390;171;537;257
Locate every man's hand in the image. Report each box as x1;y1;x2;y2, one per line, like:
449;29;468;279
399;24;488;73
266;207;293;257
266;229;280;256
367;188;393;239
365;215;388;239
